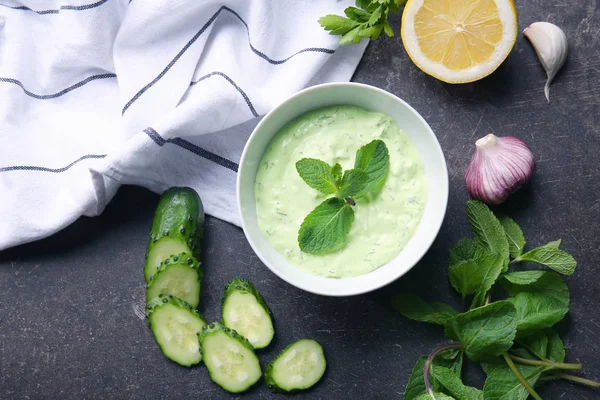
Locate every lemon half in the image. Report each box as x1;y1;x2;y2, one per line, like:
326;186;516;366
401;0;518;83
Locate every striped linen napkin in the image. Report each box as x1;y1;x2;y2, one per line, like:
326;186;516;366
0;0;368;250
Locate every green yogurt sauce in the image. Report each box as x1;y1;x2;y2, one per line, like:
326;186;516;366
255;105;428;278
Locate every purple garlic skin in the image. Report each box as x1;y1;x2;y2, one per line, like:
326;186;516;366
465;134;536;205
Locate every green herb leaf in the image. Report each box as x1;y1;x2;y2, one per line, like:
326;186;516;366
431;366;483;400
391;293;458;326
517;331;549;360
483;363;545;400
354;139;390;197
448;249;504;305
449;238;477;266
332;163;343;186
338;168;368;198
295;158;339;195
444;301;517;361
501;270;570;303
298;198;354;255
516;240;577;275
507;292;569;337
498;216;526;258
545;328;566;362
466;200;510;266
502;271;570;336
404;350;463;400
318;14;360;36
404;356;429;400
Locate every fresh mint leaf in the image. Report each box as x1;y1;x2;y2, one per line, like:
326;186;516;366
501;271;570;304
449;238;477;266
448;249;504;306
298;198;354;255
404;356;429;400
296;158;339;195
338;168;368;198
502;271;570;336
517;331;549;360
332;163;343;186
545;328;566;362
444;301;517;361
483;363;545;400
354;139;390;197
431;366;483;400
498;216;526;258
466;200;510;267
391;293;458;326
508;292;569;337
516;240;577;275
404;351;463;400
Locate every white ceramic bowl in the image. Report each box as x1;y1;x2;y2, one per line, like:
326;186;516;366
237;83;448;296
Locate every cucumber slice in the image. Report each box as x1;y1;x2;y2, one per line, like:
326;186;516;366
146;253;202;308
199;322;262;393
147;295;206;367
145;187;205;283
265;339;326;393
222;278;274;349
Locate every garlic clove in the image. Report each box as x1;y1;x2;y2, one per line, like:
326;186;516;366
465;134;535;205
523;22;568;103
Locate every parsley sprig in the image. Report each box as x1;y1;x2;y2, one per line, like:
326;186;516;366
318;0;406;45
295;140;389;255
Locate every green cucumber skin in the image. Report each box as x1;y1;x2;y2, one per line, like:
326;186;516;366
146;294;204;321
265;339;326;393
145;253;203;307
222;277;273;315
198;322;255;354
198;322;260;393
145;187;205;279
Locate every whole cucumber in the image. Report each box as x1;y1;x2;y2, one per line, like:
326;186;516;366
144;187;205;283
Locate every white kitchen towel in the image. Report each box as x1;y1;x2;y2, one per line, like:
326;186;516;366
0;0;368;250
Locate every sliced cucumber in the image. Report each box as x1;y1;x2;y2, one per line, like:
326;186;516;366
265;339;326;393
222;278;274;349
145;187;205;283
146;253;202;308
146;295;206;367
199;322;262;393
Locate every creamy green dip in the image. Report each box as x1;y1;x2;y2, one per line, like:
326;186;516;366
255;105;428;278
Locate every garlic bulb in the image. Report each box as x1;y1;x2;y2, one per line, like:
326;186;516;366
523;22;568;103
465;134;535;205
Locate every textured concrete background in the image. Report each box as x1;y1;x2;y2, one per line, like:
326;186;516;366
1;0;600;398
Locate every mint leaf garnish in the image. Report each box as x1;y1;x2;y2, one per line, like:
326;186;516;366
514;240;576;276
431;366;483;399
332;163;343;186
338;168;367;198
354;139;390;197
295;140;390;255
295;158;339;195
297;198;354;255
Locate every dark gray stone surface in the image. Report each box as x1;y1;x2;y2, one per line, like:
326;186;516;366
1;1;600;398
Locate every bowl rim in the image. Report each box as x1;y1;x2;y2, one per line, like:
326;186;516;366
237;82;448;296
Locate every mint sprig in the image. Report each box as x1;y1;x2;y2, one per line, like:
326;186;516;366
296;140;390;255
391;200;595;399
